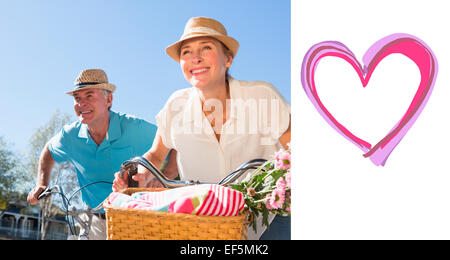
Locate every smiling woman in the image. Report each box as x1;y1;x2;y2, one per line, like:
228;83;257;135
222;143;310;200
113;16;291;240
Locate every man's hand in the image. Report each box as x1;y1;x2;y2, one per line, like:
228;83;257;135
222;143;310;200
27;185;47;205
28;144;55;205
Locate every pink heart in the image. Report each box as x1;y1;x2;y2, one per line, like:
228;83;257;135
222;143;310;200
301;34;438;166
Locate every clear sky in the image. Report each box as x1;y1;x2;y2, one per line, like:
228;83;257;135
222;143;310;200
0;0;290;155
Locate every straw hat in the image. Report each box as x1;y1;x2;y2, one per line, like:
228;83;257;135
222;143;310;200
166;17;240;63
66;69;116;95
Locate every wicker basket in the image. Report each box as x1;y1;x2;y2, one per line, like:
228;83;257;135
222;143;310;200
104;188;249;240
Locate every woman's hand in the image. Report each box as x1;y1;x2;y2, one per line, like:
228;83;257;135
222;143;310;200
112;168;163;192
112;132;170;192
132;166;164;188
112;170;129;192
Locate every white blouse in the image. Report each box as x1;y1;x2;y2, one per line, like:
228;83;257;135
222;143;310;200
156;77;290;181
156;77;290;239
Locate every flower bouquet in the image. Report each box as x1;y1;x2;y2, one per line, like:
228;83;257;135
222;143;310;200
230;145;291;232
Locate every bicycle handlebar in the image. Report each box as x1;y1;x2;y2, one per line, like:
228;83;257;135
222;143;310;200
119;156;267;189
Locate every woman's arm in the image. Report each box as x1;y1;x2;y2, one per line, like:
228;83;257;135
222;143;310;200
143;131;171;170
279;115;291;150
161;149;179;180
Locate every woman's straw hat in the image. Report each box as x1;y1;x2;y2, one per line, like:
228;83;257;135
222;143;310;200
66;69;116;95
166;17;239;63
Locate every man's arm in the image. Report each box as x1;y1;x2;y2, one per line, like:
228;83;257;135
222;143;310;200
27;143;56;205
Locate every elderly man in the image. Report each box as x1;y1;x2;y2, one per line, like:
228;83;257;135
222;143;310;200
27;69;170;239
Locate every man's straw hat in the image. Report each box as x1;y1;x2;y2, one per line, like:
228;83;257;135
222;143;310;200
66;69;116;95
166;17;239;63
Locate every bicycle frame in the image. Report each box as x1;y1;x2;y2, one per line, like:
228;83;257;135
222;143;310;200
37;158;267;239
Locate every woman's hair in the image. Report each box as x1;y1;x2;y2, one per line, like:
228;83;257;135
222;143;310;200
219;41;234;79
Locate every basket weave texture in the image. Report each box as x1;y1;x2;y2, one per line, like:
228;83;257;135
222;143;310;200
104;188;248;240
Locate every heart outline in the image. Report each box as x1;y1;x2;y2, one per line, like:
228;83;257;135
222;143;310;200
301;34;438;166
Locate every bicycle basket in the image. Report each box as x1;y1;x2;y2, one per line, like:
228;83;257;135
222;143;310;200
104;188;249;240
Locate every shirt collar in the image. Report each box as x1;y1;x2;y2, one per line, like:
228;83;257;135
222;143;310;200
77;111;121;143
107;111;121;142
78;123;89;140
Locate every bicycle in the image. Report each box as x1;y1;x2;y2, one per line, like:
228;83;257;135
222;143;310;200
39;157;266;240
37;181;113;240
111;156;267;240
120;156;267;188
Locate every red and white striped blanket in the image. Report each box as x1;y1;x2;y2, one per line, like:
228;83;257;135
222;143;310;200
106;184;245;216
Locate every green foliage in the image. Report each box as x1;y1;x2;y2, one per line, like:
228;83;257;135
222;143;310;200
0;136;19;199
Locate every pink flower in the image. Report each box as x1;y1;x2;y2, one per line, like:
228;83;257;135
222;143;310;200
276;177;286;191
285;171;291;189
246;187;256;197
266;189;285;210
274;149;291;170
265;194;274;210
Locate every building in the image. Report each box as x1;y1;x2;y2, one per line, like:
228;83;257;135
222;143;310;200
0;204;67;240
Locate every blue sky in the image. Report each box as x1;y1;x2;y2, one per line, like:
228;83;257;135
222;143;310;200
0;0;290;155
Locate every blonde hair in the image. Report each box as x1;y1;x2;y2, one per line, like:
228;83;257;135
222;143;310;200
220;42;233;79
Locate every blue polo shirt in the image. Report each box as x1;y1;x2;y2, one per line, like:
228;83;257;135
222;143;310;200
47;111;157;209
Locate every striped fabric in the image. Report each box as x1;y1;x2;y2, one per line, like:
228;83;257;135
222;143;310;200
106;184;245;217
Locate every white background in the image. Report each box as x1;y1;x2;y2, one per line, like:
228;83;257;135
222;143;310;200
292;0;450;239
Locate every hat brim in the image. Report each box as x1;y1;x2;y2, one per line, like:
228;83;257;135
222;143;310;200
166;33;239;63
66;83;116;96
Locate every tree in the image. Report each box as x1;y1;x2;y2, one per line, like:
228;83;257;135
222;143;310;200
0;137;17;196
0;136;20;217
27;110;78;240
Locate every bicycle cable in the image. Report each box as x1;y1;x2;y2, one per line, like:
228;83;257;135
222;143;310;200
67;181;113;204
43;181;113;237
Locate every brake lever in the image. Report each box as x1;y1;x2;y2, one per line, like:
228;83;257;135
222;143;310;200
37;187;52;200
